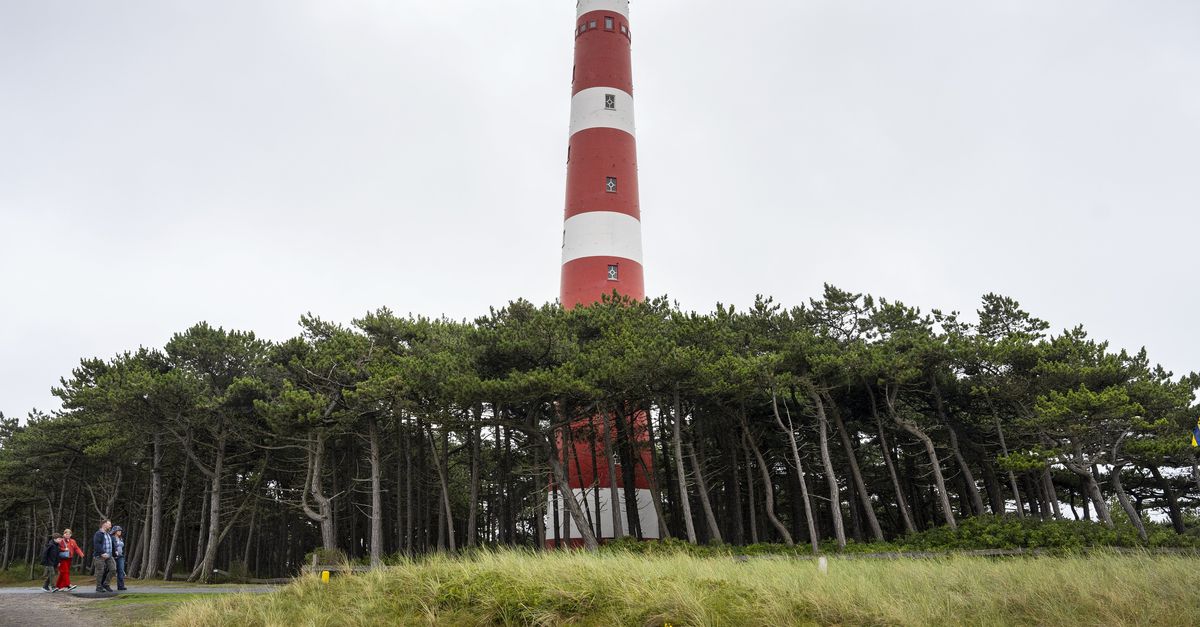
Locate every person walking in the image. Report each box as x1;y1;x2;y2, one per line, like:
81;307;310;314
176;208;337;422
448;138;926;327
91;519;116;593
111;525;128;591
39;532;63;592
55;529;84;591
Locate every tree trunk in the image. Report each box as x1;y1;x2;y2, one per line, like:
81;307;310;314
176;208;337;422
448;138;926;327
985;395;1023;517
194;432;226;583
614;408;644;539
1147;465;1185;534
741;437;759;544
426;424;456;552
402;416;414;553
302;432;336;550
602;412;626;539
189;482;209;579
884;387;956;530
241;506;256;569
1041;468;1062;519
129;477;152;577
1110;463;1147;542
807;385;847;547
685;443;722;544
588;416;602;539
545;425;599;551
145;432;163;579
466;406;482;548
1079;470;1112;527
669;390;697;544
634;449;670;541
643;404;672;540
739;413;793;546
931;379;985;517
824;393;883;542
163;454;190;580
1107;436;1144;540
979;457;1004;515
368;417;384;568
727;443;744;545
771;391;818;553
866;385;915;534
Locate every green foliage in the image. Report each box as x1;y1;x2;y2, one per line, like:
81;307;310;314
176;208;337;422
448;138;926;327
605;517;1200;556
2;288;1197;583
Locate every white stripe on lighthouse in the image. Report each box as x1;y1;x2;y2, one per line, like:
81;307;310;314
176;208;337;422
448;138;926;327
577;0;629;19
546;488;661;540
570;87;635;138
562;211;643;265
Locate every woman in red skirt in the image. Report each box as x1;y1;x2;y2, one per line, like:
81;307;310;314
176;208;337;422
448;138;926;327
55;528;84;591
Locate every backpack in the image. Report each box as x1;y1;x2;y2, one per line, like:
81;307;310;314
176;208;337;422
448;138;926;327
41;539;60;565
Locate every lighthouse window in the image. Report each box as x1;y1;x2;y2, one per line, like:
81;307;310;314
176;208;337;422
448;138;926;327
607;265;619;281
605;17;614;31
621;25;627;34
589;20;597;29
605;94;616;110
605;177;618;193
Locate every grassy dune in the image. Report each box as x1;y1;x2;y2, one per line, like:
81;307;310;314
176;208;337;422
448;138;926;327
162;550;1200;626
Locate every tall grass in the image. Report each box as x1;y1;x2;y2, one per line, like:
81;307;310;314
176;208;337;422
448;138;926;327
162;550;1200;626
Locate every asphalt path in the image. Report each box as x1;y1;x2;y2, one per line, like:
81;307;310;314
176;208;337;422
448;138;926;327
0;584;279;595
0;585;278;627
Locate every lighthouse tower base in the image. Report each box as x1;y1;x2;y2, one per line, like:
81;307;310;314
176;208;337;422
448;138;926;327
545;411;661;546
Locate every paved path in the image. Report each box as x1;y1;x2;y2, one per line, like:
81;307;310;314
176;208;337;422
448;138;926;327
0;592;94;627
0;584;279;595
0;585;279;627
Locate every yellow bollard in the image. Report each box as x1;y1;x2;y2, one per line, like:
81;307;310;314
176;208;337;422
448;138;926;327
321;570;330;583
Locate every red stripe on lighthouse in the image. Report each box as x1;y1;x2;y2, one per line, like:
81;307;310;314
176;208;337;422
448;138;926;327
565;130;640;221
560;256;644;310
572;13;633;96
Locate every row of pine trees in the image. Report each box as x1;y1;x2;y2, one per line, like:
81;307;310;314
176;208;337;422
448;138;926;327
0;287;1196;581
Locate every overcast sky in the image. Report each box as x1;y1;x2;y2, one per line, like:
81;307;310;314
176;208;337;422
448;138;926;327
1;0;1197;419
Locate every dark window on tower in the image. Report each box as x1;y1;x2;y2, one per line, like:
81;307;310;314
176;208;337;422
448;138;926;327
605;177;617;193
605;94;616;110
605;17;614;30
607;265;619;281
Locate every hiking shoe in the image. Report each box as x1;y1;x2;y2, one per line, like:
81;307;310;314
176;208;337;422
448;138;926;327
42;586;51;592
103;586;114;592
117;587;127;591
67;585;77;591
95;588;104;593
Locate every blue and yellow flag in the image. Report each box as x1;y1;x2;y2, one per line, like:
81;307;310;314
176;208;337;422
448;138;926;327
1192;416;1200;447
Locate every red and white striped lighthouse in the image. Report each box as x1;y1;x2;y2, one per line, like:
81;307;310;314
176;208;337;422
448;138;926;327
549;0;659;546
560;0;644;308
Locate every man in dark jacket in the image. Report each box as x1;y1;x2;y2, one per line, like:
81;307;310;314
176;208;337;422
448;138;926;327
40;532;63;592
92;519;116;593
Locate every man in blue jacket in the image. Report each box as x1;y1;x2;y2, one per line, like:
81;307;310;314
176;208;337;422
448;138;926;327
92;519;116;593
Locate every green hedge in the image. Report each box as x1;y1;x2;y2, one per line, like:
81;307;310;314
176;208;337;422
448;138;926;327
599;516;1200;556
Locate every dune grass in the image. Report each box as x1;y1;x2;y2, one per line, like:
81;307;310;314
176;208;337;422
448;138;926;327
161;550;1200;626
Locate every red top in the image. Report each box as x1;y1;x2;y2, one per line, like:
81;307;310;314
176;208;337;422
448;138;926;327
57;538;84;559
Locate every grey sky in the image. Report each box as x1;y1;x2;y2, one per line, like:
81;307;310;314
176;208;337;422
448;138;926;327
2;1;1197;419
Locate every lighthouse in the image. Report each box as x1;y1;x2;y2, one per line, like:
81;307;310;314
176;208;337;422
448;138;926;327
560;0;644;308
549;0;659;546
